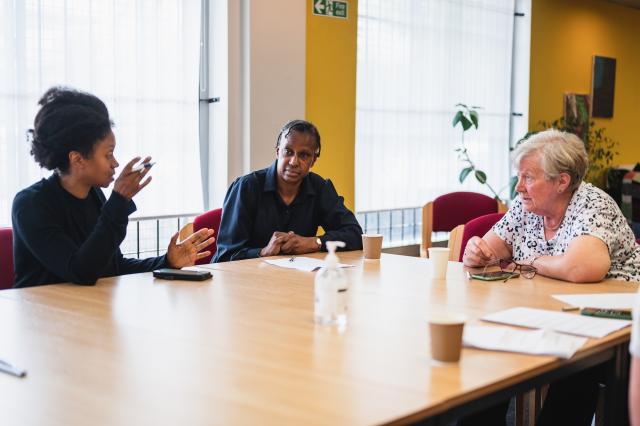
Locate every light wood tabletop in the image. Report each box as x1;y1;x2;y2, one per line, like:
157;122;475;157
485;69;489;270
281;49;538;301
0;252;636;425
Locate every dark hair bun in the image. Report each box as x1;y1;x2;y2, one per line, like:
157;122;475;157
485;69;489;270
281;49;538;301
28;86;113;172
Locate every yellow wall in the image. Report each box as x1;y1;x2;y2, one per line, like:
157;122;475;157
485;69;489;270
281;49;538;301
306;1;358;210
304;0;640;211
530;0;640;163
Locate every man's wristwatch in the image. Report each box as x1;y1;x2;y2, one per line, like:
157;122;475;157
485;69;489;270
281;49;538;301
316;237;322;250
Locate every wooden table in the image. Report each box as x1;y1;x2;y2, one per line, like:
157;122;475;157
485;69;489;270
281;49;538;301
0;252;636;425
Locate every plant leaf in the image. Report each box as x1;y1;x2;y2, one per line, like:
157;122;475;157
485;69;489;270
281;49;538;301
469;110;479;129
509;175;518;200
474;170;487;184
459;167;473;183
452;110;463;128
460;115;472;131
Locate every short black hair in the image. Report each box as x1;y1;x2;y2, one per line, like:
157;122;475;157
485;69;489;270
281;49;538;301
275;119;321;158
28;86;114;173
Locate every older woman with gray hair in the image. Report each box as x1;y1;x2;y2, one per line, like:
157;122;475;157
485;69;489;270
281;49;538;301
464;128;639;282
458;129;639;426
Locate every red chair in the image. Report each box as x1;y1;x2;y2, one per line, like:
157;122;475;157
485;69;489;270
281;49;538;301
0;227;14;289
193;208;222;265
421;192;507;257
448;213;506;262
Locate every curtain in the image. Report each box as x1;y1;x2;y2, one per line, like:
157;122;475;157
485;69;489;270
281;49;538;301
355;0;515;212
0;0;202;226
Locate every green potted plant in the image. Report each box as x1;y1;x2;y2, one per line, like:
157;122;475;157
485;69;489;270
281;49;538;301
453;104;507;200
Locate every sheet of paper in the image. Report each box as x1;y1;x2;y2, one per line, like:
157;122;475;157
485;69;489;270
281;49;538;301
463;326;587;359
481;307;631;339
263;257;354;272
552;293;638;310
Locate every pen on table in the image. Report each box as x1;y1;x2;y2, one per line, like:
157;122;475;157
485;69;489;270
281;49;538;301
132;161;156;173
0;358;27;378
561;306;579;312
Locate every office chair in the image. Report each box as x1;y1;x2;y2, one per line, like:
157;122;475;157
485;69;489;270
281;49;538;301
193;208;222;265
421;191;507;257
448;213;506;262
0;227;14;289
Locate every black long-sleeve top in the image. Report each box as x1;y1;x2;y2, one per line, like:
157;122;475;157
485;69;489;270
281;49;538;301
11;173;166;288
213;161;363;262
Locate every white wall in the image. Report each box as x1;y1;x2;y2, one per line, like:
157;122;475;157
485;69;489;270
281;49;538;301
208;0;306;209
247;0;306;171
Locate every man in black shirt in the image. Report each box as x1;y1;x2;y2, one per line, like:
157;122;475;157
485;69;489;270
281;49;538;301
12;87;214;288
213;120;362;262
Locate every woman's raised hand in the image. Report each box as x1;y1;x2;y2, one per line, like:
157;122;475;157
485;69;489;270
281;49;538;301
113;156;153;200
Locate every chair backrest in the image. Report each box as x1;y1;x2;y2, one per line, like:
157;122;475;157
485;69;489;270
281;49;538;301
0;227;14;289
421;192;507;257
455;212;505;262
447;224;465;262
193;208;222;265
178;222;194;243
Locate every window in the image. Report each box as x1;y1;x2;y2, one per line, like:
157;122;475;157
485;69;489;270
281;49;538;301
0;0;202;226
356;0;524;213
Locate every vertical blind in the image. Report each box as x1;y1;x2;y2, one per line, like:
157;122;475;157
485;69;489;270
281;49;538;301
355;0;515;212
0;0;202;226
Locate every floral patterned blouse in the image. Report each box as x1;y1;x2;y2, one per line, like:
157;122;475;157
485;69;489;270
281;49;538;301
492;182;640;282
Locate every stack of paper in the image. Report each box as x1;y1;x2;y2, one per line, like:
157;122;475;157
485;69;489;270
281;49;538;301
463;326;587;359
552;293;637;310
481;307;631;339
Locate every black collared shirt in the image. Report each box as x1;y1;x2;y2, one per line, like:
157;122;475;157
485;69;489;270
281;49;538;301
11;173;166;288
213;161;363;262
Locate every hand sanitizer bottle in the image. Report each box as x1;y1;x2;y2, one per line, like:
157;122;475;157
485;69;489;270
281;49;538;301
314;241;349;326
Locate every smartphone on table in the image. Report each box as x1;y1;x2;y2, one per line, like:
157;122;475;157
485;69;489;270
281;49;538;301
580;307;632;320
153;268;212;281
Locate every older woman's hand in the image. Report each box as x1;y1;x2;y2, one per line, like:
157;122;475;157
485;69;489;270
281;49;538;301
463;236;498;267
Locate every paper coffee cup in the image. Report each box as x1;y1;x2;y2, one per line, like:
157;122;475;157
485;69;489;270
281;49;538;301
362;234;383;259
428;247;450;279
428;313;466;362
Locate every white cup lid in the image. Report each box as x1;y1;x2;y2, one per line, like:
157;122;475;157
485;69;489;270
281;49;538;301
428;247;450;252
428;313;466;324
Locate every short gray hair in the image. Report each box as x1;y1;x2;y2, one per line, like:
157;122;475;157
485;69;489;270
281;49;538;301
513;129;588;192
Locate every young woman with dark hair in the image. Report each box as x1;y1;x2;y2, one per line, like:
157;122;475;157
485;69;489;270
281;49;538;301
11;86;214;288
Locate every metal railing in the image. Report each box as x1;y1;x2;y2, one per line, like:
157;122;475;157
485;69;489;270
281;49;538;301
122;207;427;257
121;214;198;258
356;207;422;247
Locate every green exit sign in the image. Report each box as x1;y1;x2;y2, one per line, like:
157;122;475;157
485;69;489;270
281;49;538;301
313;0;348;19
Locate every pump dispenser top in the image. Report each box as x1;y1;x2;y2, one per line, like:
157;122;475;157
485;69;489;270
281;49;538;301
324;241;345;268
